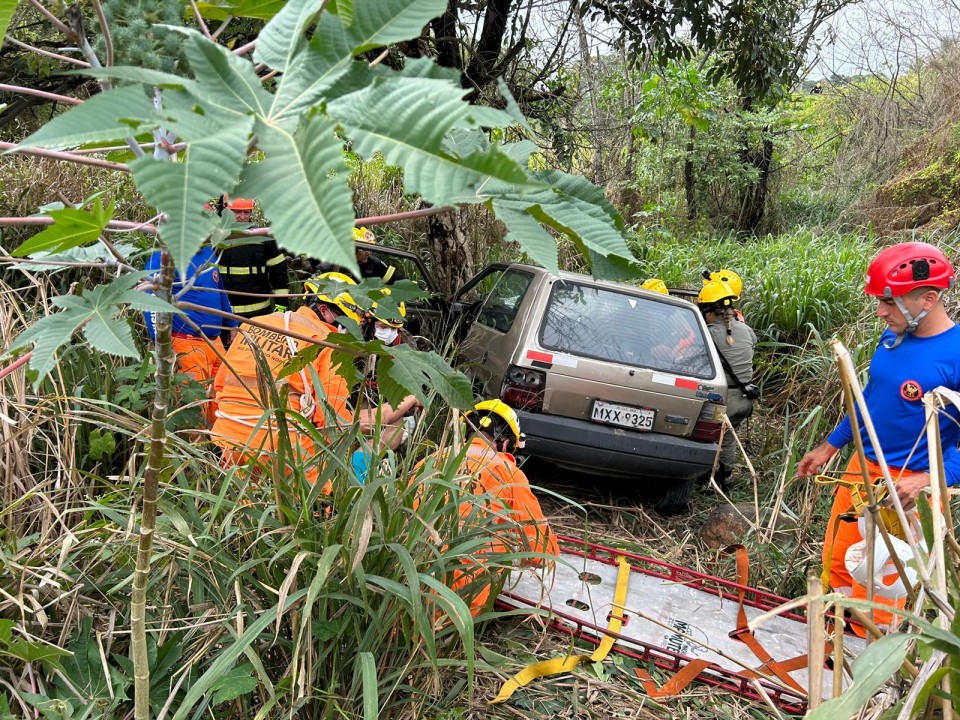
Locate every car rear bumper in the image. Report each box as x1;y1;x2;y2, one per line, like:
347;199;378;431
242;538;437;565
517;411;718;481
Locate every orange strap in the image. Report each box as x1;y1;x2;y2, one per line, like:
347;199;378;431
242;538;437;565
634;660;712;698
728;545;807;696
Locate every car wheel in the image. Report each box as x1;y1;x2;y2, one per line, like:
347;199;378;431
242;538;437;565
653;476;695;516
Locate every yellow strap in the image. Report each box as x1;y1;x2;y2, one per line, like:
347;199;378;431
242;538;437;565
232;299;272;314
219;266;267;276
814;473;889;515
491;555;630;704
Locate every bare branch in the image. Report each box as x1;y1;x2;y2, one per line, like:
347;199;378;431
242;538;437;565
91;0;113;67
189;0;213;40
3;36;90;67
28;0;74;39
0;142;129;172
0;83;83;105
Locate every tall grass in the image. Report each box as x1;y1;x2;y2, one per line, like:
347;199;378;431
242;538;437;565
0;268;551;718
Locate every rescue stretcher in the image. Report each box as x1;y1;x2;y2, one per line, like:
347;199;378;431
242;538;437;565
496;535;865;712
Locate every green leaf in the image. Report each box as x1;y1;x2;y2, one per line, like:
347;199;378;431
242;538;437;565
271;0;452;122
88;429;116;461
1;638;70;669
253;0;324;72
378;344;473;410
78;66;195;90
175;27;272;116
243;114;356;270
492;205;559;275
331;77;529;204
14;85;156;150
14;200;114;257
535;169;626;232
12;312;90;382
269;2;459;121
203;0;285;20
0;0;19;50
806;633;914;720
210;663;258;705
131;93;253;271
345;0;447;53
13;274;154;383
358;652;378;720
172;590;307;720
497;79;534;134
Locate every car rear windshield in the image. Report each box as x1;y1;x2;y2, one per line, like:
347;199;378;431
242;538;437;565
540;282;716;378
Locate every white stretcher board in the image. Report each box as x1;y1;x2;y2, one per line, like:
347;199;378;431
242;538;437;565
498;550;865;701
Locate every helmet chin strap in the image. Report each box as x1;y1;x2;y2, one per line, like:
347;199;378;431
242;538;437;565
883;291;942;349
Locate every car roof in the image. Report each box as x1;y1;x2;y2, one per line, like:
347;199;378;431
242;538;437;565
501;262;701;310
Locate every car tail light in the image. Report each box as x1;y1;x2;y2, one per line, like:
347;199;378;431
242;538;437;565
691;402;724;442
500;365;545;412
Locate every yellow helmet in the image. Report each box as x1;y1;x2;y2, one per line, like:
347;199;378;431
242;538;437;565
640;278;668;295
697;279;737;308
465;399;522;446
703;269;743;299
305;272;362;324
353;226;376;244
370;287;406;328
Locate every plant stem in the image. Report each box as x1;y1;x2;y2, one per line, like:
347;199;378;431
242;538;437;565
0;141;130;171
132;249;176;720
0;83;83;105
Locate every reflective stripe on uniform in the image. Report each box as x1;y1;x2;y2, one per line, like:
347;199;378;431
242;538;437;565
220;266;267;275
232;299;272;314
383;265;395;282
265;254;286;267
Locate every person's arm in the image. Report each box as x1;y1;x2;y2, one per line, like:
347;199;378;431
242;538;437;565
264;240;290;302
797;440;841;478
358;394;421;428
215;267;240;336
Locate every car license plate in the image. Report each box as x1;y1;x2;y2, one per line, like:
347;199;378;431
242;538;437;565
591;400;655;431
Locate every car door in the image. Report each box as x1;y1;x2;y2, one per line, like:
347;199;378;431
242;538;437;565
454;265;537;397
350;242;452;346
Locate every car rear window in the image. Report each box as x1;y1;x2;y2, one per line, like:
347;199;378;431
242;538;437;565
540;282;716;378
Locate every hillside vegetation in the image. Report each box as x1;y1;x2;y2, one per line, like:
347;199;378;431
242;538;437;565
3;1;960;719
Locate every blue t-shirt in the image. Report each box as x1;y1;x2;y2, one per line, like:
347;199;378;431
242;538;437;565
828;325;960;485
144;246;238;340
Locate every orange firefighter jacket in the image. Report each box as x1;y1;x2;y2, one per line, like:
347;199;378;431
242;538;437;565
212;306;350;462
447;436;558;615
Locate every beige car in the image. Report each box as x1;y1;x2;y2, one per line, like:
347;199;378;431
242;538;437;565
454;263;729;514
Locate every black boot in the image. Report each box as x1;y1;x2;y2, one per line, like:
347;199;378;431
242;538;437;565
716;463;733;493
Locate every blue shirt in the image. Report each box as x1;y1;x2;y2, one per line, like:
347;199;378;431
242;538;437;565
828;325;960;485
144;246;238;340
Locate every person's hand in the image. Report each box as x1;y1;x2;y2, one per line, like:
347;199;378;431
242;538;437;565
403;394;423;415
797;442;838;478
893;472;930;510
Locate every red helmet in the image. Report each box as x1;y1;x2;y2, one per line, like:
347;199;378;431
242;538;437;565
864;242;955;298
224;196;254;211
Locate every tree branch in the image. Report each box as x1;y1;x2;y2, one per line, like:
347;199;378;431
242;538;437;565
0;141;129;172
0;83;83;105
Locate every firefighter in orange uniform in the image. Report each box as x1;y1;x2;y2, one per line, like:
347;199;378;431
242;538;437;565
442;401;558;616
211;277;360;492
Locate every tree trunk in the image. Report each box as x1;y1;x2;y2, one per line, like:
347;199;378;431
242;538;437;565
573;0;602;184
735;134;773;233
427;208;473;296
685;125;697;221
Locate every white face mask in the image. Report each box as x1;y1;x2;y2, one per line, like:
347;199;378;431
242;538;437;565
374;326;399;344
